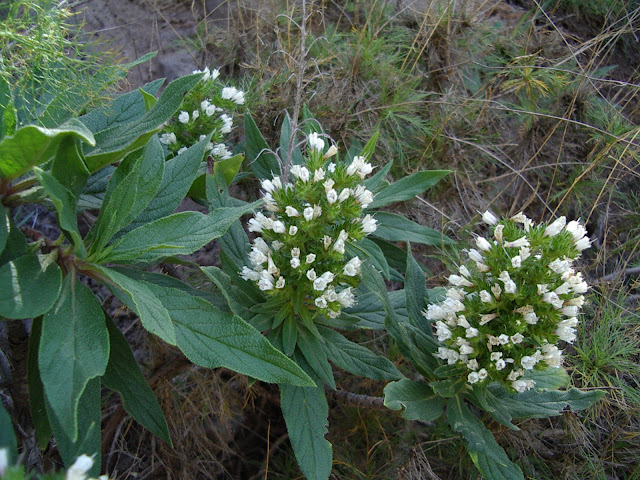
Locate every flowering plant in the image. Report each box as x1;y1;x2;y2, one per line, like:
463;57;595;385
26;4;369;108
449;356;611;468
381;212;605;480
158;66;244;161
201;112;453;480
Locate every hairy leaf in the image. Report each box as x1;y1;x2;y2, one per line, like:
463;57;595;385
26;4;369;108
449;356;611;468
384;378;445;421
368;170;450;209
373;212;454;246
244;112;280;179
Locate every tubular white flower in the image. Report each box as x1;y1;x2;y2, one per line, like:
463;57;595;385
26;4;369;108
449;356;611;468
476;236;493;252
504;237;530;248
548;258;571;274
519;246;531;261
306;253;316;264
544;216;566;237
479;313;497;326
315;296;328;309
494;224;504;243
338;188;350;203
482;210;499;225
511;256;522;268
468;371;480;384
272;220;286;234
159;132;177;145
308;132;325;152
575;237;591;251
313;204;322;218
360;214;377;234
178;111;189;123
566;220;587;243
258;271;274;291
285;206;300;217
491;284;502;300
323;144;338;158
327;189;338;204
240;266;261;281
480;290;492;303
66;454;95;480
542;292;564;309
290;257;300;269
303;207;314;221
220;114;233;133
337;288;355;308
468;248;484;263
289;225;298;236
275;276;285;289
313;168;325;182
448;274;474;288
333;238;345;254
323;235;332;250
343;256;362;276
306;269;317;281
313;272;335;291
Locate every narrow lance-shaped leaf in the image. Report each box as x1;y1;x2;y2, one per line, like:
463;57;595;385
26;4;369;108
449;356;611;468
32;167;86;258
99;202;260;264
147;285;315;387
0;402;17;466
383;378;445;422
373;212;455;246
0;253;62;319
367;170;451;210
297;327;336;389
447;395;525;480
244;112;281;179
46;377;101;477
280;381;333;480
318;326;401;380
50;136;91;199
0;118;95;181
102;316;172;445
39;277;109;441
405;244;431;335
27;317;53;449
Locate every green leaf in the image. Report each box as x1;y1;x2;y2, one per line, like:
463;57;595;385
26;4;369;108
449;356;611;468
359;131;379;163
364;158;392;193
0;401;17;466
89;138;165;254
0;254;62;319
77;166;113;211
152;286;315;387
367;170;450;210
485;383;605;425
297;327;336;389
102;316;172;445
46;377;101;477
32;167;86;257
341;289;408;330
279;112;303;166
84;74;202;172
280;382;333;480
447;396;525;480
39;277;109;441
140;88;158;111
383;378;445;421
0;118;95;181
0;218;26;266
405;245;431;335
50;136;91;199
100;202;259;264
94;265;176;345
215;153;244;186
124;137;207;233
373;212;455;246
27;318;53;449
302;105;322;136
430;377;466;397
244;112;280;179
0;204;8;254
0;76;12;141
522;368;571;390
318;326;401;380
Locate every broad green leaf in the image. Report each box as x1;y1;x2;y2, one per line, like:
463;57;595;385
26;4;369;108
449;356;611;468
367;170;450;210
125;138;208;232
522;368;571;390
0;204;8;253
0;401;17;466
214;153;244;186
373;212;454;246
0;254;62;319
279;112;304;166
77;166;113;211
80;78;163;133
0;118;95;181
94;265;176;345
485;383;604;424
50;136;91;199
405;245;431;335
32;167;86;257
447;396;525;480
46;378;101;476
297;328;336;389
341;289;408;330
280;382;332;480
346;238;390;279
318;326;401;380
0;218;26;266
102;316;172;444
244;112;280;179
153;286;315;387
383;378;445;421
27;318;53;449
89;138;164;254
39;277;109;441
84;74;203;172
100;202;259;264
140;88;158;111
430;377;466;397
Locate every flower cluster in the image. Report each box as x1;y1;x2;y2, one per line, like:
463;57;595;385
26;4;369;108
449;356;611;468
424;211;591;392
159;66;244;159
240;133;377;320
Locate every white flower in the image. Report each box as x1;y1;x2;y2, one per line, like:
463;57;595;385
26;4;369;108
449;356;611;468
291;247;300;258
66;454;95;480
306;269;317;281
220;114;233;133
289;225;298;236
566;220;588;242
504;237;530;248
338;188;350;203
178;111;190;123
511;256;522;268
494;224;504;243
327;162;336;172
544;216;566;237
323;178;335;192
337;288;356;308
495;359;506;370
482;210;499;225
524;311;538;325
476;236;493;252
360;214;377;234
240;266;261;281
303;207;314;221
468;249;484;263
258;271;275;291
272;220;286;234
447;288;465;301
353;185;374;208
435;347;460;365
521;355;538;370
221;86;245;104
159;132;177;145
333;238;345;254
193;66;211;80
343;257;362;276
327;189;338;204
323;235;332;250
537;284;549;295
313;272;335;291
503;279;516;294
548;258;571;274
467;359;479;371
477;368;488;380
313;168;325;182
491;284;502;300
497;334;510;345
313;204;322;218
306;253;316;264
275;276;285;289
290;257;300;268
542;344;563;367
519;246;531;261
210;68;220;81
459;265;471;278
211;144;232;159
201;99;211;111
512;379;535;393
542;292;564;309
468;371;480;384
308;132;325;152
315;296;328;309
575;237;591;251
249;248;268;267
177;147;187;155
291;165;310;183
435;321;452;341
324;144;338;158
479;313;497;326
448;275;474;288
479;290;492;303
205;104;217;117
465;327;479;338
560;305;579;317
